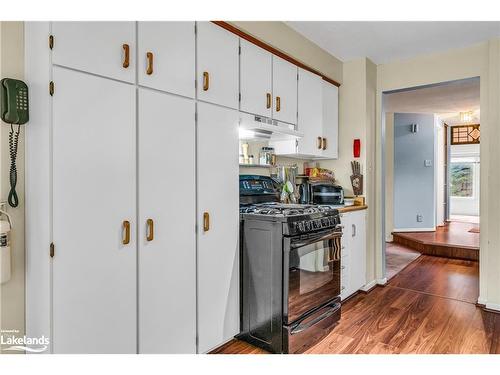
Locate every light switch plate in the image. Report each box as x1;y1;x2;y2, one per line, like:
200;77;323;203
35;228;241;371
424;160;432;167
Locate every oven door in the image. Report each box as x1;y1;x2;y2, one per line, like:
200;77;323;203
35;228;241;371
283;229;342;325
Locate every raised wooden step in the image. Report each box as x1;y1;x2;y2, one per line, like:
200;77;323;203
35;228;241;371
392;222;479;261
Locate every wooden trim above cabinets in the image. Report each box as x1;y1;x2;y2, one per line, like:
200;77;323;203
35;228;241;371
212;21;341;87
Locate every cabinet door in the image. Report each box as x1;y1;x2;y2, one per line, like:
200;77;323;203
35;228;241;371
52;22;135;83
322;81;339;159
297;68;323;157
348;211;367;293
138;22;195;98
138;89;196;353
272;56;297;125
196;22;239;109
340;213;352;299
52;67;136;353
197;102;240;353
240;39;272;117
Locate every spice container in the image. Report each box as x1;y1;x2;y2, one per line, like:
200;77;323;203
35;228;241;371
259;146;275;166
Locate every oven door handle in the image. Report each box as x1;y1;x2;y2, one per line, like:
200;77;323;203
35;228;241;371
291;230;342;249
290;302;341;335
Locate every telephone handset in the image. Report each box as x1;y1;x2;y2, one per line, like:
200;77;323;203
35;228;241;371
1;78;29;208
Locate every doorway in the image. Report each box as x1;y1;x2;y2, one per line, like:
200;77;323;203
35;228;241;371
383;77;480;281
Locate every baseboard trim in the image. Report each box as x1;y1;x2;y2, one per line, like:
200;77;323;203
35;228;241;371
485;303;500;313
393;227;436;232
360;279;377;293
377;278;388;285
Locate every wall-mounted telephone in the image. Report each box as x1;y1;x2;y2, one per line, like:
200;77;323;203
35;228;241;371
1;78;29;208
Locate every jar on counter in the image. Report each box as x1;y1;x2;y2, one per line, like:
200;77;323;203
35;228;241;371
259;146;275;166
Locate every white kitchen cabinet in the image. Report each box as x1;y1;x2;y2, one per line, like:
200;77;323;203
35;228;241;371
197;102;240;353
240;39;272;117
321;81;339;159
340;210;367;300
297;68;323;157
138;88;196;353
52;22;135;83
138;22;195;98
52;67;137;353
196;22;239;109
272;56;298;125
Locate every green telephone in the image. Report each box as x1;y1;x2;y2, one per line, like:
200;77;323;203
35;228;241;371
1;78;29;208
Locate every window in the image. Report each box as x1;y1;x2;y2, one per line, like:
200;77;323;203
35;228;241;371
451;124;480;145
450;163;474;197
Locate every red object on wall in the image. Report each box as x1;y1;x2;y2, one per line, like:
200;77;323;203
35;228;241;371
353;139;361;158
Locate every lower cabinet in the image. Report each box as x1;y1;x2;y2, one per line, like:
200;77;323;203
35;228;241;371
196;102;240;353
51;68;198;353
340;210;367;300
138;88;196;353
52;67;137;353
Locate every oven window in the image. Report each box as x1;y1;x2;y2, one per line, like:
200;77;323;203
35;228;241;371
287;236;341;323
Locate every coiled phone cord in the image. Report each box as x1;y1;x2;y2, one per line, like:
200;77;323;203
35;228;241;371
8;123;20;208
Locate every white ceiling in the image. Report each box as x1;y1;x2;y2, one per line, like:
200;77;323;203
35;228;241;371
383;78;480;125
286;22;500;64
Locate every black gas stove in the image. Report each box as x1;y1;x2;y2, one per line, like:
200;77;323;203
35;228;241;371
238;175;343;353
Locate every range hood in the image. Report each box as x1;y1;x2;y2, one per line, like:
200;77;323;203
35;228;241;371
239;112;303;141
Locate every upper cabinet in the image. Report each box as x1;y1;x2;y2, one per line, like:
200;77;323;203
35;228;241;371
272;56;298;125
52;22;135;83
196;22;239;109
297;68;323;156
322;81;339;159
138;22;195;98
240;40;272;118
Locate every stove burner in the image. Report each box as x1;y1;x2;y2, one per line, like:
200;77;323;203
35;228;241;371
240;202;337;217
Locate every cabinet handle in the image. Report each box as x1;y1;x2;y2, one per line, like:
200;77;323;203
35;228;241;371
266;93;271;109
203;72;210;91
203;212;210;232
352;224;356;237
122;44;130;68
122;220;131;245
276;96;281;112
322;137;327;150
146;52;154;75
317;136;322;149
146;219;154;241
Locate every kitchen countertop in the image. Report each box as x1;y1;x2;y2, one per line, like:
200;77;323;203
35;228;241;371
336;204;368;213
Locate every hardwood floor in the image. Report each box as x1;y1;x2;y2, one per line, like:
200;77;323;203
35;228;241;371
392;221;479;260
212;255;500;354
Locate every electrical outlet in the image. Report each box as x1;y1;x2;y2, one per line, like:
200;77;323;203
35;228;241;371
424;160;432;167
417;214;423;222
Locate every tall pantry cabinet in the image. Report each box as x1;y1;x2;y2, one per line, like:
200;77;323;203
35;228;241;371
25;21;239;354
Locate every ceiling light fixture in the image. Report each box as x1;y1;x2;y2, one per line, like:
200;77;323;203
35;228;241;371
460;111;473;123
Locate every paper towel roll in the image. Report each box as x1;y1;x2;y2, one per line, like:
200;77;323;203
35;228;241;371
0;246;11;284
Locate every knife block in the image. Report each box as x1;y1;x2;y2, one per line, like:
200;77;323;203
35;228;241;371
350;174;363;196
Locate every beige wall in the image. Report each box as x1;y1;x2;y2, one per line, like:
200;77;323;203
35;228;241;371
321;59;366;195
0;21;25;352
230;21;343;85
320;57;377;284
376;40;500;308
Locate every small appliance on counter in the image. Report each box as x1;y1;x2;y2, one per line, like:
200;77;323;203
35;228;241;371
299;180;344;206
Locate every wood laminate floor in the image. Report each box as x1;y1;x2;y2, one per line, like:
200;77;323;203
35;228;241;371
213;255;500;354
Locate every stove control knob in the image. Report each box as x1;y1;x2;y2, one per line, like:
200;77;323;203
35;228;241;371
304;221;311;231
297;221;305;232
313;220;320;229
